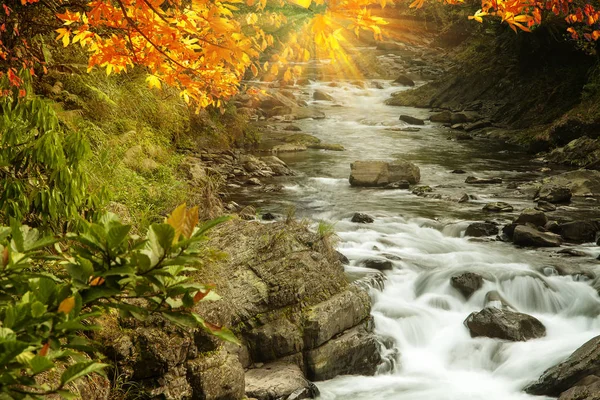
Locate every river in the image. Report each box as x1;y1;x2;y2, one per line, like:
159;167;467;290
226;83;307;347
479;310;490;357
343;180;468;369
234;79;600;399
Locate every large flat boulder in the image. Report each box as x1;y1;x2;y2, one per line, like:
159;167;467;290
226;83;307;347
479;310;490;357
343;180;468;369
349;160;420;187
245;362;318;400
464;307;546;341
540;170;600;197
526;335;600;397
558;220;600;243
513;225;562;247
302;285;371;349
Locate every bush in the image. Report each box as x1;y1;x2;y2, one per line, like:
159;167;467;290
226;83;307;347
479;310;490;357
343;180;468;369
0;204;235;399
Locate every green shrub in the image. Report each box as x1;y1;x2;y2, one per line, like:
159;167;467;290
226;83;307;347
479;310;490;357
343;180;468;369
0;205;235;399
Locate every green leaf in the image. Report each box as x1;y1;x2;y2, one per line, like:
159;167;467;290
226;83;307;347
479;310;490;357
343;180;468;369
80;287;121;303
29;355;55;375
161;311;199;328
30;301;47;318
107;224;131;251
193;215;230;238
0;341;30;367
0;227;12;242
57;389;79;399
60;361;108;386
25;235;56;252
148;224;174;259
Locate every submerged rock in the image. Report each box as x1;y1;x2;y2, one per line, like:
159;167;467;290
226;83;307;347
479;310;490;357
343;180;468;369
513;225;562;247
399;115;426;125
464;307;546;341
385;180;410;189
465;176;503;184
392;75;415;87
525;335;600;397
483;202;514;212
361;259;393;271
536;200;557;212
450;272;484;299
351;213;375;224
349;160;421;187
313;90;334;101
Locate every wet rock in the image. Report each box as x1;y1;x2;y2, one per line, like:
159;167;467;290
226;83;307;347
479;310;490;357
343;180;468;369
465;222;499;237
514;208;548;227
261;156;294;176
513;225;562;247
458;193;470;203
302;286;371;349
361;259;393;271
557;248;588;257
558;221;600;243
399;115;426;125
351;213;374;224
284;125;302;131
558;375;600;400
371;81;385;89
262;213;277;221
483;290;516;310
452;169;467;174
536;200;557;212
464;307;546;341
336;251;350;265
525;335;600;397
247;177;262;186
483;202;514;212
245;362;317;400
545;220;560;233
349;160;421;187
412;185;433;196
272;143;308;153
464;120;492;132
313;90;334;101
451;113;468;124
536;185;572;203
385;180;410;189
540;170;600;197
451;123;465;130
430;111;452;123
246;318;303;362
450;272;484;299
453;133;473;141
465;176;503;184
262;184;284;193
239;205;257;220
392;75;415;87
305;324;381;381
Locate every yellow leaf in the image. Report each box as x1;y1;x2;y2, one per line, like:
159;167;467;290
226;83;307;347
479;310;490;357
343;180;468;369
167;203;187;243
246;13;258;25
251;64;258;76
146;74;162;89
288;0;312;8
58;296;75;314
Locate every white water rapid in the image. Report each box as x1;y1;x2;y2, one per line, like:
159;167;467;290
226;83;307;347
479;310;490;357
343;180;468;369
236;78;600;399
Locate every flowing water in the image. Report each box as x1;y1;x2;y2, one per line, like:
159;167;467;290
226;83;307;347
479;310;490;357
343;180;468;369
235;79;600;399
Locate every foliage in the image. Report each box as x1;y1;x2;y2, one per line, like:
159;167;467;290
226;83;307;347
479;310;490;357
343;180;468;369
0;71;98;231
0;204;235;399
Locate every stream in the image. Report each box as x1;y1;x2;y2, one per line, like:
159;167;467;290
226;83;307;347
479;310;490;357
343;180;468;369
234;80;600;399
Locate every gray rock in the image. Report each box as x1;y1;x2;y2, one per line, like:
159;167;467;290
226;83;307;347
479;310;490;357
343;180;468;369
392;75;415;87
525;335;600;397
351;213;374;223
284;125;302;131
451;113;468;124
557;248;588;257
349;160;421;187
483;202;514;212
336;251;349;265
302;286;371;349
186;348;245;400
536;200;557;212
246;318;304;362
245;362;316;400
536;185;572;203
361;259;393;271
465;222;499;237
247;177;262;186
385;180;410;189
262;213;277;221
452;169;467;174
313;90;334;101
305;324;381;381
430;111;452;123
558;375;600;400
514;208;548;227
399;115;425;125
465;176;503;184
513;225;562;247
412;185;433;196
464;120;492;132
540;170;600;197
559;221;600;243
464;307;546;341
450;272;484;299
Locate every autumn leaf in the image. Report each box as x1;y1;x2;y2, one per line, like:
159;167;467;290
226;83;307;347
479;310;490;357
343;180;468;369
58;297;75;314
146;75;162;90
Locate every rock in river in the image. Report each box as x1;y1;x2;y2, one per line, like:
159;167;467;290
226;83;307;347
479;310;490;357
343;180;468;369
536;185;572;203
465;176;503;184
399;115;425;125
313;90;334;101
464;307;546;341
361;259;393;271
514;208;548;227
245;362;319;400
483;202;514;212
513;225;562;247
351;213;374;224
450;272;484;299
525;335;600;397
349;160;421;187
465;222;499;237
558;220;600;243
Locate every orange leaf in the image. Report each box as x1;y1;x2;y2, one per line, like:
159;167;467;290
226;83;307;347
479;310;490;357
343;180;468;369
89;276;105;286
194;289;211;302
58;296;75;314
39;343;50;356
